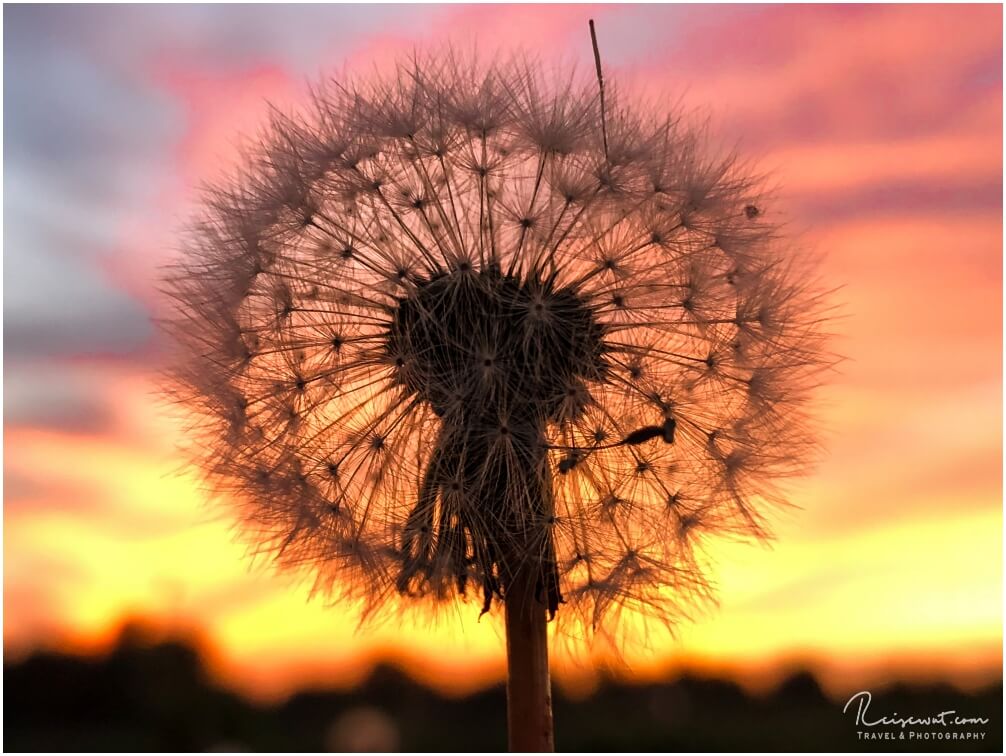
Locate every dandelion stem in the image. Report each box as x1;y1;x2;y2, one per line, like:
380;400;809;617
504;568;554;752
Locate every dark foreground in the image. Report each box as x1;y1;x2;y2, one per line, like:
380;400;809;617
5;628;1001;752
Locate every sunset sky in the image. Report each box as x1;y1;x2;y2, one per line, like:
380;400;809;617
4;4;1002;702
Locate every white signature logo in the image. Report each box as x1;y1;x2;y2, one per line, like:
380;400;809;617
842;691;989;742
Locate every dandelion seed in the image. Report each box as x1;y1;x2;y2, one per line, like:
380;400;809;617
164;42;831;752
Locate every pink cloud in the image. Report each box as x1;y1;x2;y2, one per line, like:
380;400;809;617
149;60;301;182
629;4;1001;149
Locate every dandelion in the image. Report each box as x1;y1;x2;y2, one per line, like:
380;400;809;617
165;32;830;751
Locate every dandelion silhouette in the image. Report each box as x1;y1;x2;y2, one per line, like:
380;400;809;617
166;34;829;752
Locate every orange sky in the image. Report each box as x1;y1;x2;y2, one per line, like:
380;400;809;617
4;4;1002;702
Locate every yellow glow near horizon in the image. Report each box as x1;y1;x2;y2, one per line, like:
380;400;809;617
4;370;1001;701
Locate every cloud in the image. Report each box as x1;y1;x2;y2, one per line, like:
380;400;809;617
792;177;1003;224
3;9;176;362
632;4;1002;149
3;235;153;360
5;4;435;76
4;365;119;435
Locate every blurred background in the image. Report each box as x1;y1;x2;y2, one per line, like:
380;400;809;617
4;4;1002;750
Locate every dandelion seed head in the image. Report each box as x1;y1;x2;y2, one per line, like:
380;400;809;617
164;52;831;646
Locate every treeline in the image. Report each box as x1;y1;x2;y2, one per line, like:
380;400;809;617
5;628;1001;752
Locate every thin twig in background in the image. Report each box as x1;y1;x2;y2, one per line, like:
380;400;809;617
589;18;609;163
